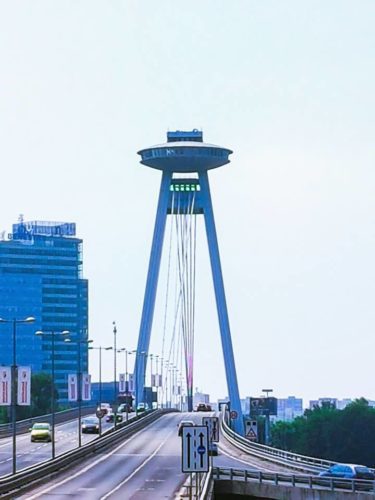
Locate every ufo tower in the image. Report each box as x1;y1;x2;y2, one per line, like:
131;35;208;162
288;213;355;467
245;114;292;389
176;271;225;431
134;129;244;434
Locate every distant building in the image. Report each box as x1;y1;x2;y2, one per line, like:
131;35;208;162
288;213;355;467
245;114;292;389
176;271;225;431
309;398;338;409
276;396;303;421
193;390;210;408
0;218;88;402
336;399;352;410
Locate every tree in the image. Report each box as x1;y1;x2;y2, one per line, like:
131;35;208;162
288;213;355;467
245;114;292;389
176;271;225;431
270;400;375;467
16;372;58;421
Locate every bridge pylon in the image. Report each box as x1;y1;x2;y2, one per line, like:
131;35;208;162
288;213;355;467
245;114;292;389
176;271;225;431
134;129;244;435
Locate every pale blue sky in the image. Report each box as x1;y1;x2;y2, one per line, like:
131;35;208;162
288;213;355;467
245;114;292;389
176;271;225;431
0;1;374;405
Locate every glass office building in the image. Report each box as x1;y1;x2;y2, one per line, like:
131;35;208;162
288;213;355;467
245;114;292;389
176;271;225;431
0;219;88;402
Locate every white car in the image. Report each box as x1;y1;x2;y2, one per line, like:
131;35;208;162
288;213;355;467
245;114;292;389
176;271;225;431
136;403;149;412
178;420;194;436
97;403;112;415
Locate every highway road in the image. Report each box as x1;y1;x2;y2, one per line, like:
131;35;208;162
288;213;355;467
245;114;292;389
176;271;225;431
19;412;271;500
0;413;123;477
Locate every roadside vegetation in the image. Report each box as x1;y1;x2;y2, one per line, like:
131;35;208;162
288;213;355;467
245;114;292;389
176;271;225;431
271;399;375;467
0;373;58;424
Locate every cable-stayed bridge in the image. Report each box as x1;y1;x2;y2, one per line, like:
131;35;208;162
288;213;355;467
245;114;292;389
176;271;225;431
0;131;371;499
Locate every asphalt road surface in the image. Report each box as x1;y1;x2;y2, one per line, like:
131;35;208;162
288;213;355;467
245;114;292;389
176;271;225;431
0;413;123;477
20;412;269;500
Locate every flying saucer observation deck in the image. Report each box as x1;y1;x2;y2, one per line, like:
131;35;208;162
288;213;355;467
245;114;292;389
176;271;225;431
137;130;232;173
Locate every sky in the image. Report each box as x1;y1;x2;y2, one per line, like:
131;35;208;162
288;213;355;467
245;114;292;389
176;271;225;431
0;1;374;406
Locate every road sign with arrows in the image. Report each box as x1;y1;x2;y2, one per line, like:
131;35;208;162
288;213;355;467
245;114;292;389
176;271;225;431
182;425;209;473
202;416;219;442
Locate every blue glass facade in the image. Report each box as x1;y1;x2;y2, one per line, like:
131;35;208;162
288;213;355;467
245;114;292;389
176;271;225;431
0;220;88;402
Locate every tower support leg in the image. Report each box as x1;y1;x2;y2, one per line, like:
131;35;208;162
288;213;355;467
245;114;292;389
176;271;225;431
199;171;244;435
134;171;172;406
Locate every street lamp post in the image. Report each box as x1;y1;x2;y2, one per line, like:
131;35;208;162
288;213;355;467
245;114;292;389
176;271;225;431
112;322;117;428
89;345;112;435
35;330;69;459
262;388;273;445
0;316;35;475
141;351;147;408
65;337;92;447
149;354;153;388
155;355;159;409
117;348;136;421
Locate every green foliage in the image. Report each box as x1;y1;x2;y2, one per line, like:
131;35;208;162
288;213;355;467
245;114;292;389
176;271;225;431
16;372;59;421
270;399;375;467
0;407;8;424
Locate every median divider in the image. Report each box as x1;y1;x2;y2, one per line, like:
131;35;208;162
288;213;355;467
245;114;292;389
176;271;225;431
0;408;176;499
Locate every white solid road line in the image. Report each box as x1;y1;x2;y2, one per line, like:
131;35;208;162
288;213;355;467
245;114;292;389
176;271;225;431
26;415;174;500
100;427;174;499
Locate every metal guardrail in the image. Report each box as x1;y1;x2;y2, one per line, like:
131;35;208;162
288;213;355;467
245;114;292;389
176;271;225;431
0;409;174;498
221;414;333;474
0;406;97;437
177;468;213;500
199;468;214;499
221;412;375;477
213;467;375;495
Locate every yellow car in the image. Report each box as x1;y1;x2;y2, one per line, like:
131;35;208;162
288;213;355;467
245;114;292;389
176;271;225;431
30;422;52;442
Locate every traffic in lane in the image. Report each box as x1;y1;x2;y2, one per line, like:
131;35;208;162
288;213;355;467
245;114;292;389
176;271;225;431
17;411;283;499
21;413;204;499
0;412;129;476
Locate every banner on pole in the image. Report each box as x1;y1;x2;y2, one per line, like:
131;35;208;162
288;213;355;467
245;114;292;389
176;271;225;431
158;374;162;388
17;366;31;405
82;373;91;401
68;373;78;401
119;373;126;393
0;367;11;406
151;374;155;388
128;373;134;393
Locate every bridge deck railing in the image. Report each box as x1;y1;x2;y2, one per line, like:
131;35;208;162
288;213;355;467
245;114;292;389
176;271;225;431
221;412;333;473
213;467;375;495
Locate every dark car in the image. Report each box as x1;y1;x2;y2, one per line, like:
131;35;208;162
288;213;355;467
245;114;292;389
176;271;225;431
118;403;133;413
81;417;100;434
196;403;211;412
319;464;375;480
208;442;218;456
106;412;123;423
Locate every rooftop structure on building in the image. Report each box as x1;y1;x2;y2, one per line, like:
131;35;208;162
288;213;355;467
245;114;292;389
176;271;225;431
309;398;338;410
